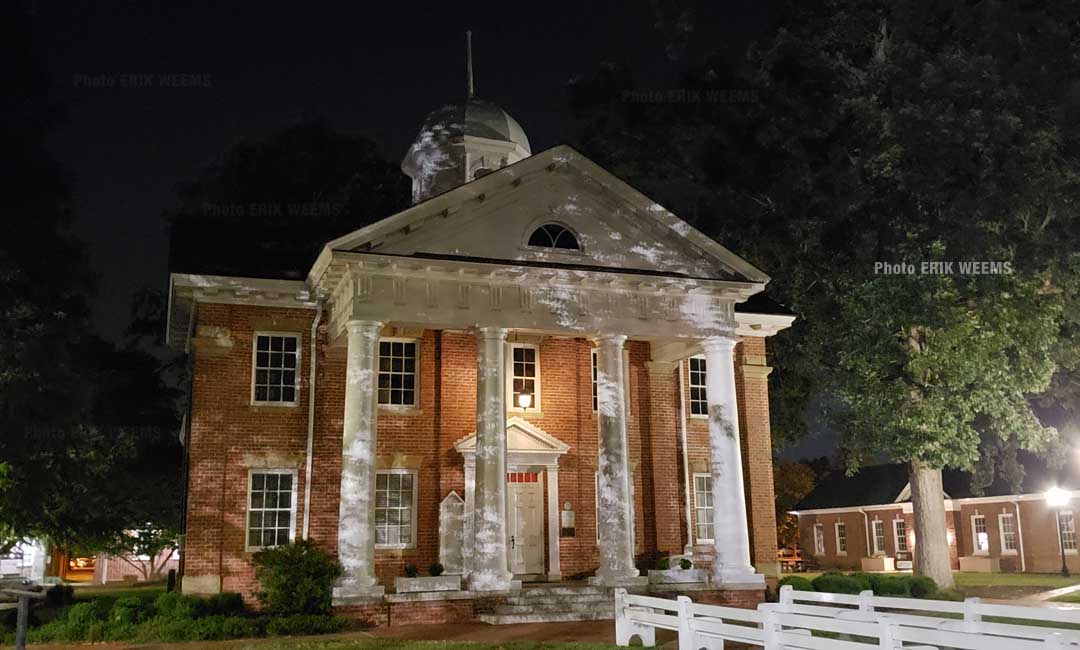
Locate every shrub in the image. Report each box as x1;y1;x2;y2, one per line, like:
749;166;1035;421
111;595;155;624
200;592;245;617
778;575;814;592
252;539;343;616
679;558;693;570
45;584;75;608
154;592;198;620
429;562;445;577
909;575;938;599
222;616;266;638
264;614;347;637
846;572;873;592
404;563;419;578
657;557;670;570
811;573;864;594
870;575;910;596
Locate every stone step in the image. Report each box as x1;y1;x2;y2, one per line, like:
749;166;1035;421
501;596;613;604
495;602;614;615
479;609;615;625
516;586;607;597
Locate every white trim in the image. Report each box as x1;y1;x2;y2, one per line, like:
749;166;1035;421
251;331;302;407
507;342;541;413
871;519;886;556
971;513;989;555
377;336;420;409
374;468;419;550
834;522;847;556
998;512;1018;555
692;472;715;544
245;468;298;552
893;517;909;553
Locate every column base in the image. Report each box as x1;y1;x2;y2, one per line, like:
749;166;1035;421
466;569;516;592
332;584;386;605
710;569;765;589
588;574;649;587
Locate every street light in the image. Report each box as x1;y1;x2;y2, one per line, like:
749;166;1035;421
1046;487;1071;577
517;392;532;411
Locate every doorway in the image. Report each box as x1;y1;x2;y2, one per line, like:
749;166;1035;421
507;472;544;575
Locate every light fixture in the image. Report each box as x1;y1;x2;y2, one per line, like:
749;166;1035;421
1046;486;1070;508
517;392;532;411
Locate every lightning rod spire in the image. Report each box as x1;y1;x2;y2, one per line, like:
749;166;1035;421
466;30;475;99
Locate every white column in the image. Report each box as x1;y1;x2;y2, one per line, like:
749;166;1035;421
702;336;763;586
546;466;561;581
462;458;475;577
333;320;386;601
595;334;639;583
468;326;514;591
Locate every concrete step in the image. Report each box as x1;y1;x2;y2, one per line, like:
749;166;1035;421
479;609;615;624
495;602;614;615
501;596;613;604
516;586;607;597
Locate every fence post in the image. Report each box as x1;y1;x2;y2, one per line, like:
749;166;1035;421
778;584;793;612
15;595;29;650
858;590;874;613
614;588;629;646
761;605;780;650
677;595;693;650
962;597;982;633
877;616;895;650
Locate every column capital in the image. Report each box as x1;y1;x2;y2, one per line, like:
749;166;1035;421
741;365;773;380
475;326;510;341
345;319;385;335
593;334;628;348
701;335;738;354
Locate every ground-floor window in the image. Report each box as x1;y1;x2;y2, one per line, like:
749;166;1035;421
1059;511;1077;553
375;469;417;549
834;522;847;555
972;514;989;554
872;519;886;555
813;523;825;555
693;473;714;543
998;513;1017;554
893;519;908;553
246;469;297;551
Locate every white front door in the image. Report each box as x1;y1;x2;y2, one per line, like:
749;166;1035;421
507;472;544;575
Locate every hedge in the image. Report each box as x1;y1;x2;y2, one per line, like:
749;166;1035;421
787;572;939;599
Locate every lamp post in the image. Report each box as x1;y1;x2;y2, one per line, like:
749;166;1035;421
1046;487;1071;577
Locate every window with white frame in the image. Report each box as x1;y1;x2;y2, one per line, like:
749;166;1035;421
972;514;989;554
252;333;300;404
378;339;418;406
813;523;825;555
872;519;886;555
999;513;1017;554
894;519;908;552
1059;511;1077;553
591;349;598;412
694;474;714;542
375;470;417;549
688;356;707;416
835;522;847;555
246;470;297;550
509;343;540;411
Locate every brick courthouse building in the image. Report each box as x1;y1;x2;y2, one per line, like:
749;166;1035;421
166;95;794;624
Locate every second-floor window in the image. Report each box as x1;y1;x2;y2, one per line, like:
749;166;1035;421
509;343;540;411
688;356;707;416
252;333;300;405
378;339;418;406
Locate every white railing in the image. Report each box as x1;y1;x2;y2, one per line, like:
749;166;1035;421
615;585;1080;650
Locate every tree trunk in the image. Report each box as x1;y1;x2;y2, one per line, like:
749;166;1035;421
909;461;954;588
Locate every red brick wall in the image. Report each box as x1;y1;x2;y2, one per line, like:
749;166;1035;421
182;301;780;595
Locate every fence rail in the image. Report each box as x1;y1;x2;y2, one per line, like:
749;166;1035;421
615;584;1080;650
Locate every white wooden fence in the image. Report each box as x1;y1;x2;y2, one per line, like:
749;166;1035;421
615;584;1080;650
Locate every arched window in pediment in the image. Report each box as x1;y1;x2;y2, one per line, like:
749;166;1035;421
527;223;580;250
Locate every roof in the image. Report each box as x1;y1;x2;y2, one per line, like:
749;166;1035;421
793;454;1080;512
410;99;531;152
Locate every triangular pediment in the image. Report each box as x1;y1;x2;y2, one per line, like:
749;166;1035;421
313;145;767;284
454;416;570;456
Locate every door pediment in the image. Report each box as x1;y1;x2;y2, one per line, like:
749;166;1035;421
454;416;570;462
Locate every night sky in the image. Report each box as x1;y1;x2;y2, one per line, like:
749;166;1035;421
34;0;772;340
